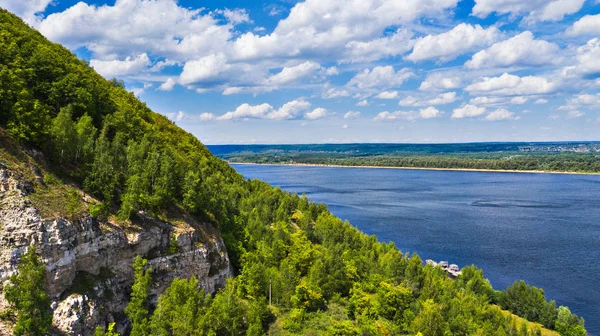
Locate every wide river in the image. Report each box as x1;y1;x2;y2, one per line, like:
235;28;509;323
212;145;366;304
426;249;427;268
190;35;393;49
232;164;600;333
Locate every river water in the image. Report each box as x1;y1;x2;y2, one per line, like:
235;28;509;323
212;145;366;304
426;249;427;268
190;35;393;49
232;164;600;333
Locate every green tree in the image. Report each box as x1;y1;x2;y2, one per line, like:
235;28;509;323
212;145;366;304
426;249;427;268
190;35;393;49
456;265;494;301
499;281;557;328
290;280;325;312
412;299;445;336
125;256;152;336
74;113;97;164
150;277;207;336
4;248;52;336
376;282;413;322
50;105;77;163
84;127;120;204
206;280;248;335
555;306;586;336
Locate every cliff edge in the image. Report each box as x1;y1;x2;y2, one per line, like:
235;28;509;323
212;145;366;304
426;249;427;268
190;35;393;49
0;148;232;335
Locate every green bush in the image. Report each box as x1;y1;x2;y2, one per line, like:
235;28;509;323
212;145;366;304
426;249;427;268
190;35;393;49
43;173;58;185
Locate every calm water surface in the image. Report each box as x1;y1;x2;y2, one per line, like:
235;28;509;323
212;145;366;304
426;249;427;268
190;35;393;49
232;164;600;334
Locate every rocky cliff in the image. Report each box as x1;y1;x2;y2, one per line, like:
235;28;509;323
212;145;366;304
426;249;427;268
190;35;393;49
0;166;233;335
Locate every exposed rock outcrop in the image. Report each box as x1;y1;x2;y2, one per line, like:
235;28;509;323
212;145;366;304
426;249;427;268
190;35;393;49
0;168;233;335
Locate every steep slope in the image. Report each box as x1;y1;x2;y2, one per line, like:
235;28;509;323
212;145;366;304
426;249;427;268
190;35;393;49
0;131;232;335
0;8;586;336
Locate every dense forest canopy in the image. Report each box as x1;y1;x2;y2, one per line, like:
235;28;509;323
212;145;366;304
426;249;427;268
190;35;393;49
0;9;587;336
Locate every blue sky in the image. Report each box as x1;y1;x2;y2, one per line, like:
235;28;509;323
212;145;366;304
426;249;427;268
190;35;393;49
2;0;600;144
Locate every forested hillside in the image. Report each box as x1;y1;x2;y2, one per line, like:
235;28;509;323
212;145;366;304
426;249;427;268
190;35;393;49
0;9;587;336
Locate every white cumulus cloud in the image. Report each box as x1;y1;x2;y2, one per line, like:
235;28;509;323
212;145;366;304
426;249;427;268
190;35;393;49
218;103;274;120
485;109;516;121
199;113;217;121
452;104;487;119
419;107;443;119
215;100;314;121
179;53;230;85
231;0;459;62
37;0;233;62
89;53;151;78
567;14;600;36
268;100;313;120
376;91;399;99
348;66;414;89
322;88;351;99
428;92;458;105
465;32;560;69
466;73;559;96
419;73;462;91
472;0;585;22
344;111;361;119
406;23;500;63
159;78;177;91
305;108;328;120
343;29;415;63
266;61;323;86
562;38;600;78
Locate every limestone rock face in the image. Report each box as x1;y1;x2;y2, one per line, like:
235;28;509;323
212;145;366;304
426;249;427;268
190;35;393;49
0;168;233;335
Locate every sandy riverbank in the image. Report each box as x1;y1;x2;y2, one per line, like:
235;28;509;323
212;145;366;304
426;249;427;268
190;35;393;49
228;161;600;176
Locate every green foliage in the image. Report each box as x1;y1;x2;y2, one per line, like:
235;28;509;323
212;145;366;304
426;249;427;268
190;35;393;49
499;280;558;328
555;306;586;336
412;299;445;336
326;320;361;336
150;277;208;336
205;280;249;335
290;280;325;312
94;323;119;336
4;248;52;336
66;188;81;218
219;145;600;174
89;202;109;220
168;234;180;255
456;265;494;301
43;173;58;185
125;256;152;336
50;106;77;164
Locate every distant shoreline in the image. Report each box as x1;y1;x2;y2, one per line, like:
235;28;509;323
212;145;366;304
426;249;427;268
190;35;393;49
228;161;600;176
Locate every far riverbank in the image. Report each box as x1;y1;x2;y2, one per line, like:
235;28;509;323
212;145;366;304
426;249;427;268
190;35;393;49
228;161;600;176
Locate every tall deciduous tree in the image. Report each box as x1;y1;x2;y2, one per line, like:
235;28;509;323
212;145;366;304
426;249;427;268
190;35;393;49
74;113;97;165
4;247;52;336
412;299;445;336
50;105;77;163
125;256;152;336
150;276;208;336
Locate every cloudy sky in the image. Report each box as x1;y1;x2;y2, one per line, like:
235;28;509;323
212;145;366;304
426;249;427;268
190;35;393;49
2;0;600;144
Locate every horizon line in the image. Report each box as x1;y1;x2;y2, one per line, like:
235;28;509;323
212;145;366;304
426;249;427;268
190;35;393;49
205;140;600;146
